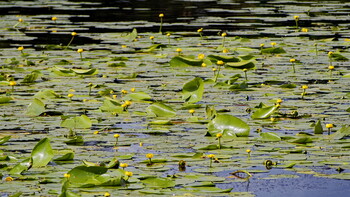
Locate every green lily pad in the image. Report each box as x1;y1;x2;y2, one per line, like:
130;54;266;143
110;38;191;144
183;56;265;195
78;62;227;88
9;158;32;175
34;89;61;99
146;102;176;117
251;105;278;119
0;96;13;104
259;132;281;141
54;152;74;161
331;125;350;140
26;98;46;116
314;119;324;134
60;115;92;129
182;77;204;103
31;138;54;167
0;136;11;145
207;114;250;137
123;92;152;101
261;47;286;54
67;166;124;187
207;55;240;62
226;60;256;69
141;177;175;188
170;56;203;67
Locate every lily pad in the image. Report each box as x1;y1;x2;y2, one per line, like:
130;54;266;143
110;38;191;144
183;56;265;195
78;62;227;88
146;102;176;117
207;114;250;137
31;138;54;167
182;77;204;103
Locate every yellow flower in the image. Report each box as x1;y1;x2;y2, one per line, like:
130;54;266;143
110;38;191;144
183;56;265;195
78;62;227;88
17;46;24;51
301;28;308;32
326;124;334;128
77;48;84;53
166;33;171;37
217;60;224;65
71;32;77;36
112;95;117;99
176;48;182;52
121;45;127;48
260;43;265;47
188;109;195;114
18;18;23;22
104;192;111;197
64;173;71;178
69;89;75;92
125;171;133;177
120;163;128;168
159;13;164;18
139;142;143;147
114;134;120;138
301;85;308;89
221;32;227;37
276;99;283;103
345;38;350;41
5;176;13;182
212;68;217;72
328;65;335;70
52;17;57;21
207;154;215;158
9;81;16;86
197;28;203;33
124;100;132;106
328;51;333;56
270;42;277;47
121;103;127;108
149;36;155;40
146;153;154;159
67;93;74;98
130;88;136;92
222;48;229;53
201;63;207;67
290;58;296;62
243;68;248;72
121;89;128;94
93;131;99;135
216;133;222;138
198;54;205;60
294;15;299;21
246;149;251;153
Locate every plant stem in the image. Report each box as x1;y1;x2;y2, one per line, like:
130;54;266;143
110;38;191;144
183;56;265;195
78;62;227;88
214;65;221;82
66;36;74;49
292;63;295;73
218;138;221;149
159;18;163;34
209;158;213;168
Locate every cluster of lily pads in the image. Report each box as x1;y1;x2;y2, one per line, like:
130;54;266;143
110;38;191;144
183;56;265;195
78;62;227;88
1;12;350;197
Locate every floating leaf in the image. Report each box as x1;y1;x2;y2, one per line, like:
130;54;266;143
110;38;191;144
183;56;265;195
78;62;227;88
182;77;204;103
31;138;54;167
106;157;120;169
54;152;74;161
331;125;350;140
226;60;256;69
72;68;98;76
207;114;250;137
251;105;278;119
261;47;286;54
124;28;138;41
99;98;123;113
0;136;11;145
22;70;41;83
170;56;203;67
123;92;152;101
26;98;45;116
290;137;313;144
314;119;324;134
259;132;281;141
64;136;84;145
207;55;240;62
329;52;349;61
0;96;13;104
9;158;32;175
67;166;124;187
61;115;92;129
141;177;175;188
146;102;176;117
51;66;75;76
34;89;61;99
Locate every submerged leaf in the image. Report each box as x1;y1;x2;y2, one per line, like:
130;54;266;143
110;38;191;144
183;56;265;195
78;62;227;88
207;114;250;137
182;77;204;103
